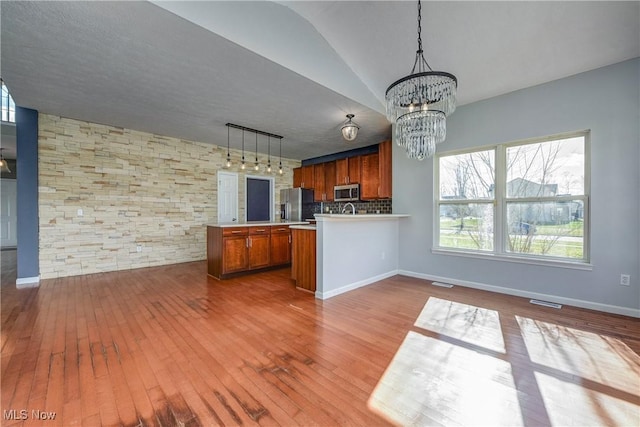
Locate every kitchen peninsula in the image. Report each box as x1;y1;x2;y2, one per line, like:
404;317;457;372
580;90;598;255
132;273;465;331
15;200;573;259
206;221;308;279
312;214;409;299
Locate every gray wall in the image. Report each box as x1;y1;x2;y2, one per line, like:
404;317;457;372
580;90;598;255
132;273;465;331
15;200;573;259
394;58;639;315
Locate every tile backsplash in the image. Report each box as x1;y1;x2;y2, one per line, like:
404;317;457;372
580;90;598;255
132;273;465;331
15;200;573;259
311;199;392;216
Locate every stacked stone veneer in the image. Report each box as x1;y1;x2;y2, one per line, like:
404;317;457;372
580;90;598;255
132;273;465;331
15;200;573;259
38;114;300;279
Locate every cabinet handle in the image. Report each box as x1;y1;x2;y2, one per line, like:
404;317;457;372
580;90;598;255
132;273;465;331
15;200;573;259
246;237;249;248
256;229;266;232
231;230;242;234
249;237;252;248
288;235;291;243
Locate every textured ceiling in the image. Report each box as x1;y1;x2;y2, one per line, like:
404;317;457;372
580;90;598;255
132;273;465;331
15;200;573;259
1;1;638;161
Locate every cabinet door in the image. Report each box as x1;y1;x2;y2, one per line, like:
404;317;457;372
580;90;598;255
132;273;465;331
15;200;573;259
222;236;249;273
301;165;315;189
335;159;348;184
348;156;361;184
313;164;326;201
248;234;270;268
293;167;302;188
378;140;392;198
360;153;380;200
324;161;336;201
270;231;291;265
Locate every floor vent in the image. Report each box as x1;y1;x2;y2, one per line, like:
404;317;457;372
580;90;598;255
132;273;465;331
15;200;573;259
432;282;454;288
529;299;562;309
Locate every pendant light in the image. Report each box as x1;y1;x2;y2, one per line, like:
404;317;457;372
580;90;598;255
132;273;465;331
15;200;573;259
267;135;272;173
0;149;10;173
341;114;360;142
385;0;457;160
254;133;259;171
241;129;246;170
278;137;283;175
225;126;232;168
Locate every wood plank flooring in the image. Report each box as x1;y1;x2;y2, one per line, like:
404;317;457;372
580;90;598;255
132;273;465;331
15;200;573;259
1;254;639;426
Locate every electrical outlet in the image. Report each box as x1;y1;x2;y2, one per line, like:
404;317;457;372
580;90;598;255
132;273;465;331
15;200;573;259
136;245;142;253
77;208;83;217
620;274;630;286
381;251;386;260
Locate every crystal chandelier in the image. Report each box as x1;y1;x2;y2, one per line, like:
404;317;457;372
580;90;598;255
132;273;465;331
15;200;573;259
385;0;457;160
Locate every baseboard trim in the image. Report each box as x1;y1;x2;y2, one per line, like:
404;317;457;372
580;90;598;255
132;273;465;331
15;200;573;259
316;270;398;300
398;270;640;319
16;276;40;288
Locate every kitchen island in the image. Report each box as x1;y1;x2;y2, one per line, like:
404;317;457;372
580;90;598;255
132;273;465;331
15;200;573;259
314;214;409;299
206;221;308;279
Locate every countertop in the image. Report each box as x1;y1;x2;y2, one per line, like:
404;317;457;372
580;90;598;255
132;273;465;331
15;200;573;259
314;214;409;221
208;221;309;228
290;225;317;231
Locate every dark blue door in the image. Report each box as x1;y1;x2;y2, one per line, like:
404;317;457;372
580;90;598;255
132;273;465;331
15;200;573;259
247;178;270;221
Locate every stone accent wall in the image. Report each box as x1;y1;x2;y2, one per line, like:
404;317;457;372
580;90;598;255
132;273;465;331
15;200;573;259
38;114;300;279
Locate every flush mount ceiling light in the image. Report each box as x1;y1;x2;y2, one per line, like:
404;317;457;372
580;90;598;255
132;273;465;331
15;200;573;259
0;149;10;173
385;0;457;160
341;114;360;142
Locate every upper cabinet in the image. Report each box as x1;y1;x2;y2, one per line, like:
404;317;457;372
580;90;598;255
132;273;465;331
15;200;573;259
293;165;314;189
378;140;392;199
360;153;380;200
336;157;361;185
292;140;391;200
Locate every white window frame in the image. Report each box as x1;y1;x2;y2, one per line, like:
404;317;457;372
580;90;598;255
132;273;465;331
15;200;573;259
434;130;591;270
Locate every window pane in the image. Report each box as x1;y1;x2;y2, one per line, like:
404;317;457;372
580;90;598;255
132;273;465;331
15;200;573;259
507;137;585;197
440;150;495;200
506;201;584;259
439;203;494;251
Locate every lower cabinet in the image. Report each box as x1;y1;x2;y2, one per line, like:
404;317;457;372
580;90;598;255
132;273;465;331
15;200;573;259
207;225;291;279
291;228;316;292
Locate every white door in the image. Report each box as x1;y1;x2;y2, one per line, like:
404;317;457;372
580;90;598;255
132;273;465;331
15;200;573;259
0;179;17;247
217;171;238;223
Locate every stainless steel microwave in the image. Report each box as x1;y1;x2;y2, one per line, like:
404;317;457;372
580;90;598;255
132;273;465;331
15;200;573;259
334;184;360;202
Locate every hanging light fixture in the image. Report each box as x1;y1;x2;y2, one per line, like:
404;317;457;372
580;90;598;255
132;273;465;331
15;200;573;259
341;114;360;142
254;133;259;171
385;0;457;160
0;149;10;173
240;129;246;170
225;126;232;168
278;137;283;175
267;135;272;173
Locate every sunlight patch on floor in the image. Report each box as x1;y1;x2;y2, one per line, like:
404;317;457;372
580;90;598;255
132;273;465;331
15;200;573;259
535;372;640;426
414;297;505;353
368;331;523;426
517;316;640;395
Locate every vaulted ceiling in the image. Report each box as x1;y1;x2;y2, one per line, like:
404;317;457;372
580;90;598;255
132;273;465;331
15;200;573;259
1;1;638;161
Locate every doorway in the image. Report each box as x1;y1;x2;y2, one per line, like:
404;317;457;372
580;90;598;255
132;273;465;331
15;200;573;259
217;171;238;223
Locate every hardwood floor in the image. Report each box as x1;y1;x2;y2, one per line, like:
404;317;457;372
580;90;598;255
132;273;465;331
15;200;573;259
1;258;639;426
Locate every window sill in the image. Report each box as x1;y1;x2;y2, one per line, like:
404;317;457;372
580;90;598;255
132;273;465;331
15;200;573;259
431;248;593;271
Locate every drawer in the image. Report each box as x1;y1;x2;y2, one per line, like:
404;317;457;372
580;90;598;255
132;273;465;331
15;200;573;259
270;225;290;234
222;227;248;236
249;227;271;235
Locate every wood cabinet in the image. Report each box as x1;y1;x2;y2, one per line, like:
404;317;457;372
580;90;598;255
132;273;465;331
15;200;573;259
270;226;291;265
336;157;361;185
291;228;316;292
207;225;292;279
312;161;337;202
293;165;314;188
360;153;380;200
248;227;270;269
378;140;392;198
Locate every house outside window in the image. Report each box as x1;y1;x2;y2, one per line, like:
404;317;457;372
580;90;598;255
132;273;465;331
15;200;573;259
436;131;589;265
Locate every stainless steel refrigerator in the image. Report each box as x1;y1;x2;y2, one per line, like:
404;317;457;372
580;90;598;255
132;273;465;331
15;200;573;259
280;188;314;221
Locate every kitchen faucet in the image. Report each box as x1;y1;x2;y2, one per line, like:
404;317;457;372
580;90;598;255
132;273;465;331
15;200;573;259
342;202;356;215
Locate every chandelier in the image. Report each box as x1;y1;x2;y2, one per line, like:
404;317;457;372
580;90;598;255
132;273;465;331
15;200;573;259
385;0;457;160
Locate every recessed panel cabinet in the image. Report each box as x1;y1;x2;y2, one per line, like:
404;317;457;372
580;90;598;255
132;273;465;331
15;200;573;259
207;225;292;279
360;153;380;200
